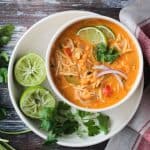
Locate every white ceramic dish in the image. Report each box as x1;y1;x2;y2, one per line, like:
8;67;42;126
46;15;143;112
8;10;144;147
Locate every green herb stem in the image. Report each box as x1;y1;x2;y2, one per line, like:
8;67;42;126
0;129;31;135
0;138;9;143
0;142;16;150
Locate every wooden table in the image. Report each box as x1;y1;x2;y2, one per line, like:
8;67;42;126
0;0;150;149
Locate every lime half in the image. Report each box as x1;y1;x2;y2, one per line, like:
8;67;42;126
97;25;115;40
20;86;56;119
14;53;46;87
77;27;107;45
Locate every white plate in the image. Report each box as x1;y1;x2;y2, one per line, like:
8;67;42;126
8;10;144;147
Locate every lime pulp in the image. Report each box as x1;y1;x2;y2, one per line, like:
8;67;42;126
77;27;107;45
20;86;56;119
14;53;46;87
96;25;115;40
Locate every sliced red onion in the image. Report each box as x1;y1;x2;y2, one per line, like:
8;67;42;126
97;70;127;80
114;74;124;88
93;65;126;88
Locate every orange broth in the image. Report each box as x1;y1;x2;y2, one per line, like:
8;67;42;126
50;19;139;109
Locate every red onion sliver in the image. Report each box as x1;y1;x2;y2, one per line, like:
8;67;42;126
97;70;127;79
93;65;126;88
114;74;124;88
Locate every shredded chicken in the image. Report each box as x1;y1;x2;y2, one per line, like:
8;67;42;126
110;34;132;54
55;50;78;76
62;38;74;51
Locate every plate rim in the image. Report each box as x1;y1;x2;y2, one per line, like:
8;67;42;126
8;10;144;147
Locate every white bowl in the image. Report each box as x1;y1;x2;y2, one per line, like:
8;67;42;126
46;15;143;112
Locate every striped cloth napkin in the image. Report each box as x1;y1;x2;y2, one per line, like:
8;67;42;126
105;85;150;150
106;0;150;150
119;0;150;65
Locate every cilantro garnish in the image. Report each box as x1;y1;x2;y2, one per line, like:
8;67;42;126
78;110;92;118
0;24;14;84
0;68;8;83
62;120;78;135
0;51;9;63
45;131;57;145
95;43;119;63
84;120;100;136
39;101;110;145
0;24;14;47
0;108;7;120
97;113;110;134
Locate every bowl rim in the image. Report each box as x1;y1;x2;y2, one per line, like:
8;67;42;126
46;15;143;112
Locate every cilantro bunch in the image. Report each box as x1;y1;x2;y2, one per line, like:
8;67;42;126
0;24;14;83
0;24;15;150
0;107;7;120
39;101;110;144
0;24;14;47
95;43;119;63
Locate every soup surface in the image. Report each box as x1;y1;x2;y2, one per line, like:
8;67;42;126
50;19;139;109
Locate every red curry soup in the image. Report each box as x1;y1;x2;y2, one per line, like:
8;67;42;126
50;19;139;109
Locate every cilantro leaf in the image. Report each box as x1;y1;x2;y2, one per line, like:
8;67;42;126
0;68;8;83
40;120;52;131
96;42;107;53
0;51;9;83
95;43;119;63
0;24;14;83
0;51;9;62
0;108;7;120
57;101;71;118
78;110;92;118
97;113;110;134
39;101;110;145
52;122;64;136
0;51;9;68
84;120;100;136
39;107;55;131
105;48;119;63
0;36;11;47
45;131;57;145
39;107;54;131
57;101;71;111
0;24;14;37
62;120;78;135
0;24;14;47
39;107;54;120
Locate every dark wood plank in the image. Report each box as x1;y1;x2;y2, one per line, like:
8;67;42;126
0;0;128;8
0;3;121;27
1;132;108;150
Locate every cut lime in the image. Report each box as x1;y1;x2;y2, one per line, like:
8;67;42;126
14;53;46;87
20;86;56;119
97;25;115;40
77;27;107;45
